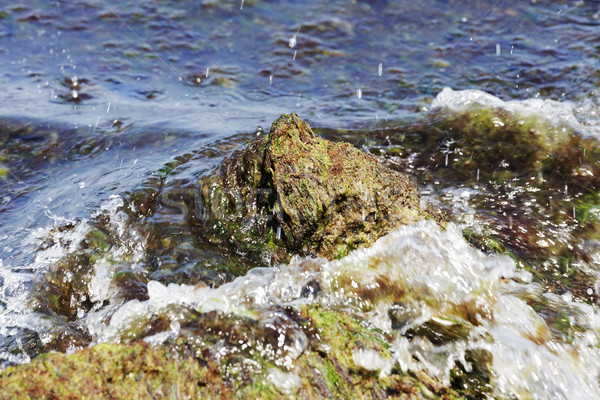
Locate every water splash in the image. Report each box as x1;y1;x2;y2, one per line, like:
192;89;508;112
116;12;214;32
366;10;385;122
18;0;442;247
93;220;600;398
0;195;147;366
432;87;586;136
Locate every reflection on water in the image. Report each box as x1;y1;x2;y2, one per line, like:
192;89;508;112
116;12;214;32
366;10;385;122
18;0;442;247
1;0;600;398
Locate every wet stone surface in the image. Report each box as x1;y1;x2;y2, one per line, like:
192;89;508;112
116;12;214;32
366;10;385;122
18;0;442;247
196;113;438;264
1;0;600;398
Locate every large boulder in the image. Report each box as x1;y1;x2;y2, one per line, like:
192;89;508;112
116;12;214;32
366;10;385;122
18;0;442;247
195;113;437;263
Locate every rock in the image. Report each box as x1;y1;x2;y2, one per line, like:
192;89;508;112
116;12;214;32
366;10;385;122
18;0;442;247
0;305;476;400
195;113;436;263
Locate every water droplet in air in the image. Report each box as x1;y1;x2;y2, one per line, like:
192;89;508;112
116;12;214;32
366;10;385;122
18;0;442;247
378;63;383;77
357;88;362;99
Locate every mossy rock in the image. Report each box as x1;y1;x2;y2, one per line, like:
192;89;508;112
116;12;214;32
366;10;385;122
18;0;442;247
0;305;478;400
196;113;438;264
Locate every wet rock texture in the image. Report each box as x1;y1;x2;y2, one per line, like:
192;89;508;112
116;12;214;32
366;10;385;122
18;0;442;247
0;306;474;400
196;113;435;263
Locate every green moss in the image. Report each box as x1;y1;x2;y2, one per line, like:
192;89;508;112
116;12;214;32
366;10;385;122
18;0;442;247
1;305;487;399
0;342;208;400
196;113;437;264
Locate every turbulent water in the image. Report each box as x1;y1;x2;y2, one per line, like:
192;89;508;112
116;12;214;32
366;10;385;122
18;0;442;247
1;1;600;398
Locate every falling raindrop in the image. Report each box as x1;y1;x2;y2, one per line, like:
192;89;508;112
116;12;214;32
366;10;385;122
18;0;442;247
357;88;362;99
378;63;383;77
496;43;501;55
276;226;282;240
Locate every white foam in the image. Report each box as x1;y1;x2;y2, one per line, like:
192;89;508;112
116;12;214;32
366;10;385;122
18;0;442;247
0;215;93;359
97;220;600;398
352;348;394;377
0;195;148;365
267;367;301;394
7;213;594;398
431;87;586;136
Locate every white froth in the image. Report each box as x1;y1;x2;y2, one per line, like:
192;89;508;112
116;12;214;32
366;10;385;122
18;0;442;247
352;348;393;377
0;195;149;365
99;220;600;399
0;214;93;362
5;199;600;399
431;87;586;136
267;367;301;394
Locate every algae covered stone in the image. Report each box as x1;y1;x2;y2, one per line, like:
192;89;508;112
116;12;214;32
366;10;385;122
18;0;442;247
196;113;435;263
0;306;475;400
427;87;577;182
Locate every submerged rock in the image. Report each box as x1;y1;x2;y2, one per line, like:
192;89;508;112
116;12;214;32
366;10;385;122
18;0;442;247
196;113;436;263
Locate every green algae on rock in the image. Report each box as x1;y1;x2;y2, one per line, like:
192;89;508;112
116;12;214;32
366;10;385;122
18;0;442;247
196;113;436;263
0;306;475;400
355;88;600;302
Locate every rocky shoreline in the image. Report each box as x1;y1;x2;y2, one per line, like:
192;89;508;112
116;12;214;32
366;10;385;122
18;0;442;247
3;99;600;398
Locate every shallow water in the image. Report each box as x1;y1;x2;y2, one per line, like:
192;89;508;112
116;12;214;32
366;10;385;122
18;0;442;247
1;0;600;398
